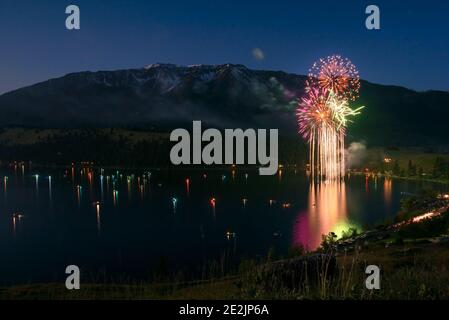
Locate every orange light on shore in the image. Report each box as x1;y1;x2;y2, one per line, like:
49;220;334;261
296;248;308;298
412;212;437;223
393;209;444;229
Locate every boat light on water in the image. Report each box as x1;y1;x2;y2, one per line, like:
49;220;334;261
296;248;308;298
226;231;236;240
13;213;25;220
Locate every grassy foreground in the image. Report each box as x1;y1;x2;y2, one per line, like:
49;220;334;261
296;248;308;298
1;240;449;300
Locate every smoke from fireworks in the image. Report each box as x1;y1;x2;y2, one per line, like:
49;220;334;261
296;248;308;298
298;55;364;181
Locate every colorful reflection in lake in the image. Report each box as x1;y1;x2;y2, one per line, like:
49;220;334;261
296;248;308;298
0;164;447;284
294;182;349;250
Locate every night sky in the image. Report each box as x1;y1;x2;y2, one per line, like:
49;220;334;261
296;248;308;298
0;0;448;94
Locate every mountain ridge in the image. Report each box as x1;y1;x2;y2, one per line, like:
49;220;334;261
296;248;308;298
1;63;448;146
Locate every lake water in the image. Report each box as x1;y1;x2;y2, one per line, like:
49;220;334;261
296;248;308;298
0;164;447;285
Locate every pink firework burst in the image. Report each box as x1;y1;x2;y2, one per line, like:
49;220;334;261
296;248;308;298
307;55;360;101
297;87;334;140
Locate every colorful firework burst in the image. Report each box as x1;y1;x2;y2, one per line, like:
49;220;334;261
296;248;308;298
307;55;360;101
297;89;363;140
297;87;333;140
298;55;364;181
327;91;364;131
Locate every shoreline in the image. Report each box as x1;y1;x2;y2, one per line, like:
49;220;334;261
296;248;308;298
350;170;449;185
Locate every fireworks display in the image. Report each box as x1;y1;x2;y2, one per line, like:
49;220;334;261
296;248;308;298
298;55;364;181
307;55;360;101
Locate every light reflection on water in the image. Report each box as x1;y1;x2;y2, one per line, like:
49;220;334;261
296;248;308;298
294;182;348;250
384;178;392;208
0;164;446;284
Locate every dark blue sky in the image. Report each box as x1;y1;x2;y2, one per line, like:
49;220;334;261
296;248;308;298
0;0;448;94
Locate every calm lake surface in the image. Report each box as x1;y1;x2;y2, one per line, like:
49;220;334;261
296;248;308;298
0;164;447;285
